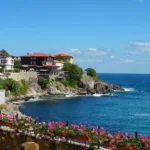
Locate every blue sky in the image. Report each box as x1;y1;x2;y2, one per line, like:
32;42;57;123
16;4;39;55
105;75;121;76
0;0;150;73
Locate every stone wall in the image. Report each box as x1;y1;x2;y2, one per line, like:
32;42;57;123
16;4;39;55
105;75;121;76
8;72;38;81
0;129;88;150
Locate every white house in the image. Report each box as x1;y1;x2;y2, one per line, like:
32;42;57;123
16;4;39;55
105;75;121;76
54;60;64;70
0;53;15;71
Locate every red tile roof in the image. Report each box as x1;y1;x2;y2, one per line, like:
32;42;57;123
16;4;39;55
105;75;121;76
53;52;73;58
21;53;54;57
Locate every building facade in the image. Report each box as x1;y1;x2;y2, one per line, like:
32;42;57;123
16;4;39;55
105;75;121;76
21;53;55;66
0;53;15;71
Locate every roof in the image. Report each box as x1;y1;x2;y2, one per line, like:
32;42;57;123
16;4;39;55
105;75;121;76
53;52;73;58
0;52;17;57
21;53;54;57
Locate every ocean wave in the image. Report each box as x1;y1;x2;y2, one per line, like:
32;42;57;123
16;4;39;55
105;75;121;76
13;97;45;104
134;113;150;117
112;88;134;92
124;88;134;92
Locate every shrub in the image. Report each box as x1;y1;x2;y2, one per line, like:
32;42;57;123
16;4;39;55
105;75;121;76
0;104;5;110
0;78;28;97
61;80;70;87
85;68;96;77
0;68;4;72
20;79;28;94
63;63;83;88
14;68;20;72
38;76;49;89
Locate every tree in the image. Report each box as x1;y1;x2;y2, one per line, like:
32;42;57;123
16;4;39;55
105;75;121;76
14;60;22;68
63;63;83;87
38;77;49;89
0;49;8;54
85;68;96;77
55;56;69;62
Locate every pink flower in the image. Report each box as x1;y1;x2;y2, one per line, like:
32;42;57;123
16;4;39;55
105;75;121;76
62;137;66;142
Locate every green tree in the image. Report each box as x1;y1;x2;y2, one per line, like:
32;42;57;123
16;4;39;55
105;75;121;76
85;68;96;77
63;63;83;87
38;77;49;89
14;60;22;68
55;56;69;62
0;49;8;54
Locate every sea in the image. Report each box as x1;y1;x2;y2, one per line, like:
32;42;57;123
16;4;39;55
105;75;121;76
19;73;150;135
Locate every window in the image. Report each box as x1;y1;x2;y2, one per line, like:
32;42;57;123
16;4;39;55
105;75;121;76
1;60;7;64
34;57;36;60
30;61;32;64
34;61;36;64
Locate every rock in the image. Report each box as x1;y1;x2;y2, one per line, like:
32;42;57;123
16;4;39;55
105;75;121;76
79;73;95;89
78;88;87;95
22;142;39;150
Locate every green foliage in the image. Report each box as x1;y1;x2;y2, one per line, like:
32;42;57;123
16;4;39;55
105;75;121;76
0;78;28;97
20;79;28;94
14;60;22;68
85;68;97;77
55;56;69;62
14;68;20;72
0;49;8;54
38;76;49;89
0;104;5;110
61;80;70;87
62;63;83;87
0;68;4;72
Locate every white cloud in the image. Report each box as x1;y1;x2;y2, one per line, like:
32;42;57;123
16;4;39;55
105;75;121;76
110;55;115;59
69;48;81;54
119;59;134;63
88;48;110;56
131;41;150;52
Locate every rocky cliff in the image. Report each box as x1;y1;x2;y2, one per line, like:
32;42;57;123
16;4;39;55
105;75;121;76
6;73;124;101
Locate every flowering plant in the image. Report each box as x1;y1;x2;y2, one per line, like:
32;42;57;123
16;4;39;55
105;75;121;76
1;113;150;149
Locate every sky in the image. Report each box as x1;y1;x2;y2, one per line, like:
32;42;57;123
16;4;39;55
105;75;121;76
0;0;150;73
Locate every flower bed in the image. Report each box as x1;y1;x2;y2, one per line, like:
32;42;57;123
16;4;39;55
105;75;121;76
0;113;150;150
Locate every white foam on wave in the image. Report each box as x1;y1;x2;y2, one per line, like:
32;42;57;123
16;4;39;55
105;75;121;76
124;88;134;92
112;88;134;92
13;97;45;104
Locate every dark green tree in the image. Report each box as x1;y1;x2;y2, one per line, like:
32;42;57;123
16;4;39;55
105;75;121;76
14;60;22;68
0;49;8;54
55;56;69;62
85;68;96;77
38;77;49;89
63;63;83;87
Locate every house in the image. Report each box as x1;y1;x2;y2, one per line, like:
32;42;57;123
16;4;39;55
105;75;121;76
0;53;15;72
21;52;55;66
54;60;64;70
53;52;73;64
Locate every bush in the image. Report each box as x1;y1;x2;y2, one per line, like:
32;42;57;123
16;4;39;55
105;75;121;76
0;104;5;110
61;80;70;87
20;79;28;94
63;63;83;88
0;78;28;97
38;76;49;89
85;68;96;77
0;68;4;72
14;68;20;72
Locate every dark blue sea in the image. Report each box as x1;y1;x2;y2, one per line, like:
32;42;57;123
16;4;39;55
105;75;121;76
19;74;150;135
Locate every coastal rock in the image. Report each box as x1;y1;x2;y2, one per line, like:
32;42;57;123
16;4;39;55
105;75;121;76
47;86;61;95
79;73;95;89
94;82;107;94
